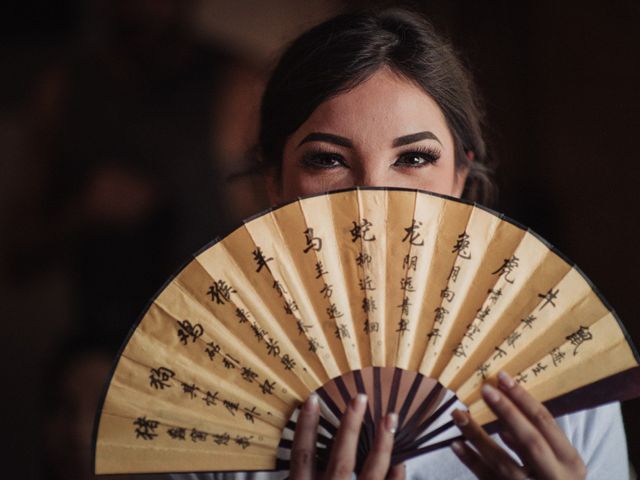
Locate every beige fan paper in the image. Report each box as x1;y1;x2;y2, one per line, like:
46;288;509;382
93;187;640;475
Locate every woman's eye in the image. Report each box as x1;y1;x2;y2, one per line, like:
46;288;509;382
394;150;439;168
301;152;346;169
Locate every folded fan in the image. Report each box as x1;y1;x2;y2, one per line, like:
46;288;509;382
93;187;640;475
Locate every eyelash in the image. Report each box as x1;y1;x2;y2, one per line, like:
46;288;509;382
300;145;441;170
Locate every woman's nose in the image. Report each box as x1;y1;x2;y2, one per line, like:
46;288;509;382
356;163;389;187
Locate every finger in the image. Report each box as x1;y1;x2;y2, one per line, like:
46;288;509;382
290;393;320;480
386;463;406;480
452;409;526;479
482;382;558;478
324;393;368;479
497;371;578;463
359;413;398;479
451;440;495;479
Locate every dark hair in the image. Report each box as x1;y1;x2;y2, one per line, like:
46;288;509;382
259;8;495;205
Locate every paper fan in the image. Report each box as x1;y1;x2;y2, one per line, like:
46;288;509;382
93;187;640;475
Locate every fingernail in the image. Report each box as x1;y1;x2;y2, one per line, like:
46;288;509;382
482;383;501;403
451;440;465;456
351;393;368;411
451;409;469;427
498;371;515;390
304;393;318;412
386;412;398;434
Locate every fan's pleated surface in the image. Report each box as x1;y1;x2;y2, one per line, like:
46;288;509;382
94;188;639;474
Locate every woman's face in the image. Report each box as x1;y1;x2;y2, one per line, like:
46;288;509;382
270;68;467;204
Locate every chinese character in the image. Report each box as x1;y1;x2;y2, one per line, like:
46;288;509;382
453;343;467;358
191;428;207;442
203;390;220;406
364;320;380;333
476;363;490;380
243;406;261;423
433;307;449;324
205;341;221;360
403;254;418;271
440;287;455;303
492;255;519;284
320;283;333;299
181;382;198;399
281;354;296;371
350;218;376;242
149;367;174;390
448;265;461;283
212;432;230;445
327;303;344;319
492;346;507;360
538;288;559;310
464;323;481;341
515;372;528;384
272;280;287;297
260;379;276;395
250;321;267;342
532;362;548;376
566;326;593;355
397;296;411;316
252;247;273;272
334;323;350;339
396;318;409;334
549;347;566;367
235;308;250;324
521;314;536;329
355;251;372;267
359;275;376;291
223;400;240;416
222;354;239;369
296;320;312;335
167;427;186;440
284;300;298;315
402;219;425;246
176;319;204;345
476;306;491;322
400;276;415;292
206;279;236;305
314;261;328;278
487;288;502;304
427;328;442;345
134;417;159;440
505;330;521;349
308;337;322;353
234;435;252;449
362;296;377;313
265;338;280;357
452;232;471;259
241;367;259;383
303;228;322;253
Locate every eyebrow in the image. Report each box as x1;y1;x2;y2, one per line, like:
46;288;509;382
392;131;442;147
297;130;442;149
297;133;353;149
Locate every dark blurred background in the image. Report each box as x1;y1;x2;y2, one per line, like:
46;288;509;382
1;0;638;478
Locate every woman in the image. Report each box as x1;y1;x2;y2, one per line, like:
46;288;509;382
178;7;629;480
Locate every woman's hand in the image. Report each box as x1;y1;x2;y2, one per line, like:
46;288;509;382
450;371;586;479
290;393;405;480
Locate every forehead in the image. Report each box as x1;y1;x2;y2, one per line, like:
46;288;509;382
289;68;453;147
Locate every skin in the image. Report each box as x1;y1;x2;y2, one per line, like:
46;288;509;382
267;68;586;479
